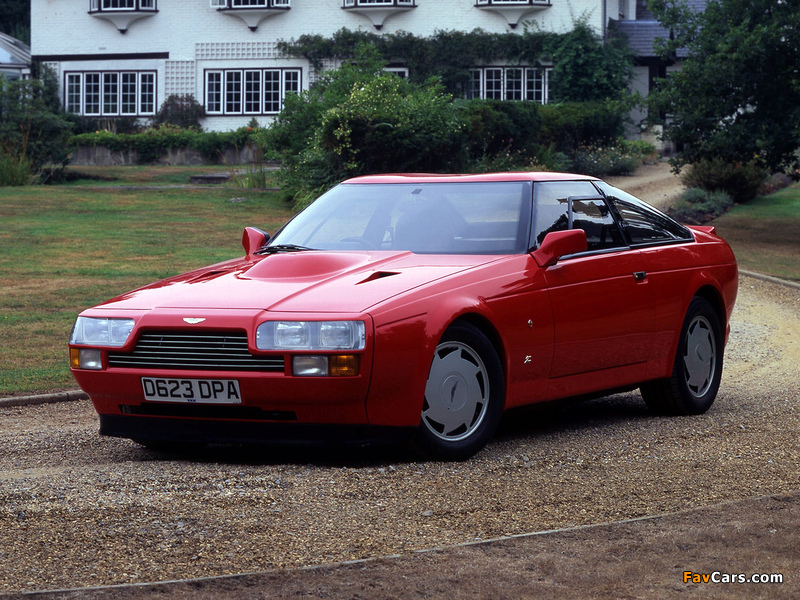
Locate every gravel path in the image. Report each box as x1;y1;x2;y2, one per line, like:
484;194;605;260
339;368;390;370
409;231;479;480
1;274;798;595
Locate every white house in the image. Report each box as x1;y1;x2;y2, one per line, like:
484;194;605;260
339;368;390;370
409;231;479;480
32;0;642;132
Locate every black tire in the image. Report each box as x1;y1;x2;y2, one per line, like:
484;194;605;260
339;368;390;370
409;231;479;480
413;322;504;460
641;296;724;415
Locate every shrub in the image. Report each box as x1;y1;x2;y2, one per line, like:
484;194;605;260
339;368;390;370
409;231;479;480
317;75;468;178
265;45;471;202
151;95;206;130
670;187;734;224
618;139;658;162
70;126;257;165
0;70;73;183
0;145;35;185
539;102;626;153
759;173;794;196
569;145;641;177
681;158;768;204
462;99;542;161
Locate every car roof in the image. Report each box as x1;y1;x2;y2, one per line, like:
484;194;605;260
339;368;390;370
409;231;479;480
342;172;601;185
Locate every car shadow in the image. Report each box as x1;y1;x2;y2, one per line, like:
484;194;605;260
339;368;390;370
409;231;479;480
122;391;656;467
494;390;654;442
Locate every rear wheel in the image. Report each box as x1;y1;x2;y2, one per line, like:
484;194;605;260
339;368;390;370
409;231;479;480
414;322;504;460
641;297;724;415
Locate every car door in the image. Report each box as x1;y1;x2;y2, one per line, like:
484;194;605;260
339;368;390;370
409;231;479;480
532;181;654;382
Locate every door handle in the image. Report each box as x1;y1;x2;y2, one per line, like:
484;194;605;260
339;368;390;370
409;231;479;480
633;271;647;281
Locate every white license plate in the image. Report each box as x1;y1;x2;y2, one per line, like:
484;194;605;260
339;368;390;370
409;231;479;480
141;377;242;404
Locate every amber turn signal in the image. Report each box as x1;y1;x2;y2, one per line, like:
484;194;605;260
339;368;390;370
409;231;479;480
330;355;358;377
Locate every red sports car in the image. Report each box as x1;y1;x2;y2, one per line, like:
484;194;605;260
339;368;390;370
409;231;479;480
69;172;738;459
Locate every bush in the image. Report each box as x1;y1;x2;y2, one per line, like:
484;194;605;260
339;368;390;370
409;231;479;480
264;45;472;202
0;146;35;185
569;145;641;177
670;187;734;224
618;139;658;162
539;102;626;153
151;95;206;130
681;158;768;204
71;126;257;164
462;99;542;161
0;70;73;183
317;75;468;178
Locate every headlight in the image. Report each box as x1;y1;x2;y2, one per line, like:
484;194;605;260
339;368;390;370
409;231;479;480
70;317;135;347
256;321;366;351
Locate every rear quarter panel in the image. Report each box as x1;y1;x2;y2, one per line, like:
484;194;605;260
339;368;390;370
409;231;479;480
640;231;738;380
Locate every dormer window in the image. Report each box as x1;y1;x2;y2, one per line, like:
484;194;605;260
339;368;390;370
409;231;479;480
342;1;416;30
212;0;291;31
475;0;552;28
88;0;158;33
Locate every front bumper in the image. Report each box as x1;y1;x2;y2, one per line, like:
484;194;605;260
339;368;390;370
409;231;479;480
99;414;416;448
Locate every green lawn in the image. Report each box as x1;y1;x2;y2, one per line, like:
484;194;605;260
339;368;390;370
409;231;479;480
0;172;292;396
711;182;800;282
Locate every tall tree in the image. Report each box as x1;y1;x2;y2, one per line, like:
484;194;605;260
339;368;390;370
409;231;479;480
649;0;800;172
0;0;30;43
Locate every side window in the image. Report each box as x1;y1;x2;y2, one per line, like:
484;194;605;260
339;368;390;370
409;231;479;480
572;197;626;251
533;181;625;251
595;182;693;245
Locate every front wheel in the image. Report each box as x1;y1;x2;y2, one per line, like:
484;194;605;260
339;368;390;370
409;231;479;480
414;322;504;460
641;296;724;415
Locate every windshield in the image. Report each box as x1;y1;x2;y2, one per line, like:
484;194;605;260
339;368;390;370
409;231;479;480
269;181;532;255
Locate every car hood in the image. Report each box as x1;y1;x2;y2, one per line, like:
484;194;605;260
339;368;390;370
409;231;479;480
93;251;501;314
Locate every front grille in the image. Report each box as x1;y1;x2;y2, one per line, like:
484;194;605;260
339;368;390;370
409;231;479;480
108;331;284;372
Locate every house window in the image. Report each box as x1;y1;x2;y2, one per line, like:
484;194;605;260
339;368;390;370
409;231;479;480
64;71;157;116
343;1;415;6
485;68;503;100
467;66;552;104
66;75;83;114
205;68;302;115
103;73;119;115
140;73;155;113
225;71;242;113
244;70;262;113
506;68;523;101
525;67;550;104
206;72;222;113
85;73;101;115
90;0;157;11
211;0;291;7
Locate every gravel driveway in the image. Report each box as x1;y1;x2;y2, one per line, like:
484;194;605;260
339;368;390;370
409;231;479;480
1;274;799;597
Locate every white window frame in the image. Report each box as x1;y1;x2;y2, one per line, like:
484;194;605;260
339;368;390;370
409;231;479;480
211;0;291;7
467;66;552;104
343;1;415;6
64;71;157;117
205;68;302;115
91;0;157;11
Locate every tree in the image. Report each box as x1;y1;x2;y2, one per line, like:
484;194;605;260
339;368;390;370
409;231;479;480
0;66;73;184
0;0;30;43
262;44;468;203
649;0;800;173
548;21;634;103
151;94;206;130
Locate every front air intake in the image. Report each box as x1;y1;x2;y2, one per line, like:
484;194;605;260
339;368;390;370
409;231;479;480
107;331;284;372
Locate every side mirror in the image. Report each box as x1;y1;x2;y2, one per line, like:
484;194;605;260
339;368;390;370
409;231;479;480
532;229;587;268
242;227;270;258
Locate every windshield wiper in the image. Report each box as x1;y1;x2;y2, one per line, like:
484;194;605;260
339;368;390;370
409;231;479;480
255;244;315;255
